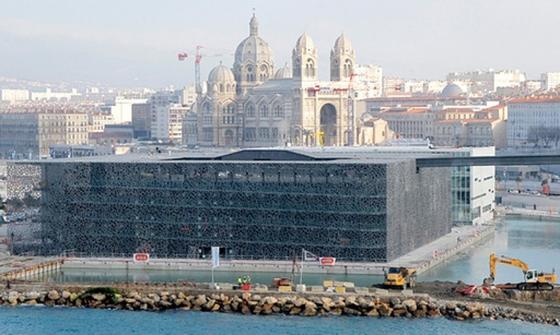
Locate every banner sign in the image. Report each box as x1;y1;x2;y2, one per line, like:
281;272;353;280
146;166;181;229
133;253;150;263
319;257;336;266
211;246;220;268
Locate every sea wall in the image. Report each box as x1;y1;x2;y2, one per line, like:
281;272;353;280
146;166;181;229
0;286;558;326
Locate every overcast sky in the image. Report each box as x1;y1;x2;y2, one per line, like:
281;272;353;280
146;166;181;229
1;0;559;88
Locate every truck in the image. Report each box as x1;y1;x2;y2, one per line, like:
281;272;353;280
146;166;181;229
383;267;417;289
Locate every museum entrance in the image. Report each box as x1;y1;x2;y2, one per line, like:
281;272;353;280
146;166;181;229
320;104;337;146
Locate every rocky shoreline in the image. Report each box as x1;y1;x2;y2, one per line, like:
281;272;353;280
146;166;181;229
1;286;559;326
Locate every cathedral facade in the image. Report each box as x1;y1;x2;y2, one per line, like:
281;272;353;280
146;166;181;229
196;14;359;148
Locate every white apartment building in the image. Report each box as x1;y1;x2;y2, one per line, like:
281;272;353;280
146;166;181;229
151;104;187;143
353;64;383;98
110;97;148;124
150;90;182;142
541;72;560;91
447;69;526;93
181;86;198;108
507;96;560;148
1;89;30;103
31;88;81;101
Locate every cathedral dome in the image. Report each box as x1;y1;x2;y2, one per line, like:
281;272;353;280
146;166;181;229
208;64;235;83
294;33;315;53
274;64;292;79
441;83;464;97
234;14;274;70
333;33;353;53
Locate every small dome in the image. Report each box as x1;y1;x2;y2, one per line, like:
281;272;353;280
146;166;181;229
333;33;353;53
441;83;464;97
295;33;315;53
208;64;235;83
274;64;292;79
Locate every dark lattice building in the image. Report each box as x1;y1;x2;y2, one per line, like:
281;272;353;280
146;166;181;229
10;148;451;262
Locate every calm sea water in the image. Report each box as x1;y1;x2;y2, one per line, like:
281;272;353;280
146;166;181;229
420;218;560;284
1;306;558;335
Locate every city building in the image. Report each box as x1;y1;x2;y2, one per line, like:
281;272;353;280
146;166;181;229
1;89;30;103
0;109;88;159
87;112;115;135
31;88;81;101
329;146;496;225
131;103;151;139
541;72;560;91
89;124;134;145
9;148;451;261
507;96;560;148
150;90;182;142
447;69;526;94
378;107;435;140
110;97;149;124
353;64;383;98
357;117;393;145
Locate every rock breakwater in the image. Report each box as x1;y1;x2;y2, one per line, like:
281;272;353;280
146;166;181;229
1;287;558;326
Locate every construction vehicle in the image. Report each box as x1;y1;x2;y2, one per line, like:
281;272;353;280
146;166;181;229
483;253;557;291
383;267;417;289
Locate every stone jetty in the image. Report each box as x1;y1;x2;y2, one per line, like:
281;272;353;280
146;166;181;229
0;286;559;326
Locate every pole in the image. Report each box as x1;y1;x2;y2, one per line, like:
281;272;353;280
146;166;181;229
211;266;215;287
300;248;304;285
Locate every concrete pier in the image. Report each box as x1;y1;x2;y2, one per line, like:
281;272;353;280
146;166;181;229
61;224;495;276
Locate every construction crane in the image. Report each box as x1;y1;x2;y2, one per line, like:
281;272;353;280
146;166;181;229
483;253;557;291
346;72;358;146
177;46;233;95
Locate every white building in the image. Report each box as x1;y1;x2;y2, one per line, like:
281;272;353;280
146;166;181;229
541;72;560;91
151;104;187;143
507;96;560;148
403;80;426;94
447;69;526;94
110;97;148;124
31;88;81;101
424;80;448;94
1;89;30;103
353;64;383;98
181;85;197;108
150;90;182;142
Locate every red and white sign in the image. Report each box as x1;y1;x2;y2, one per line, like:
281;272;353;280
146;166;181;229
133;253;150;263
319;257;336;266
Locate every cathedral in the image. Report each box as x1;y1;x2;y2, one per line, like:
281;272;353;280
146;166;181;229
196;14;361;148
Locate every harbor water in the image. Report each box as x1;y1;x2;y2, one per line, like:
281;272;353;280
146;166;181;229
0;306;558;335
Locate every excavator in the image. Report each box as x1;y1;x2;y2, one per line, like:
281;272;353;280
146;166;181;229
483;253;557;291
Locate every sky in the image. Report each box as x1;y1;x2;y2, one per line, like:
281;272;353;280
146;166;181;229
1;0;559;88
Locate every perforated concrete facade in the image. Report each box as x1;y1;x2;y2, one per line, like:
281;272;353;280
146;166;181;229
10;154;451;262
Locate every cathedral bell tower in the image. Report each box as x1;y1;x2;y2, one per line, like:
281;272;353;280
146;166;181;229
330;33;356;81
292;33;318;82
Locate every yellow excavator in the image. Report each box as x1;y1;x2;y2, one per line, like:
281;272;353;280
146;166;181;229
483;253;557;291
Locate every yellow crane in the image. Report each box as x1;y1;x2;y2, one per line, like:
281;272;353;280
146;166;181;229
484;253;557;291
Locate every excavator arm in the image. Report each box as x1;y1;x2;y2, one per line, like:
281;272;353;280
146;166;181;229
489;253;529;281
